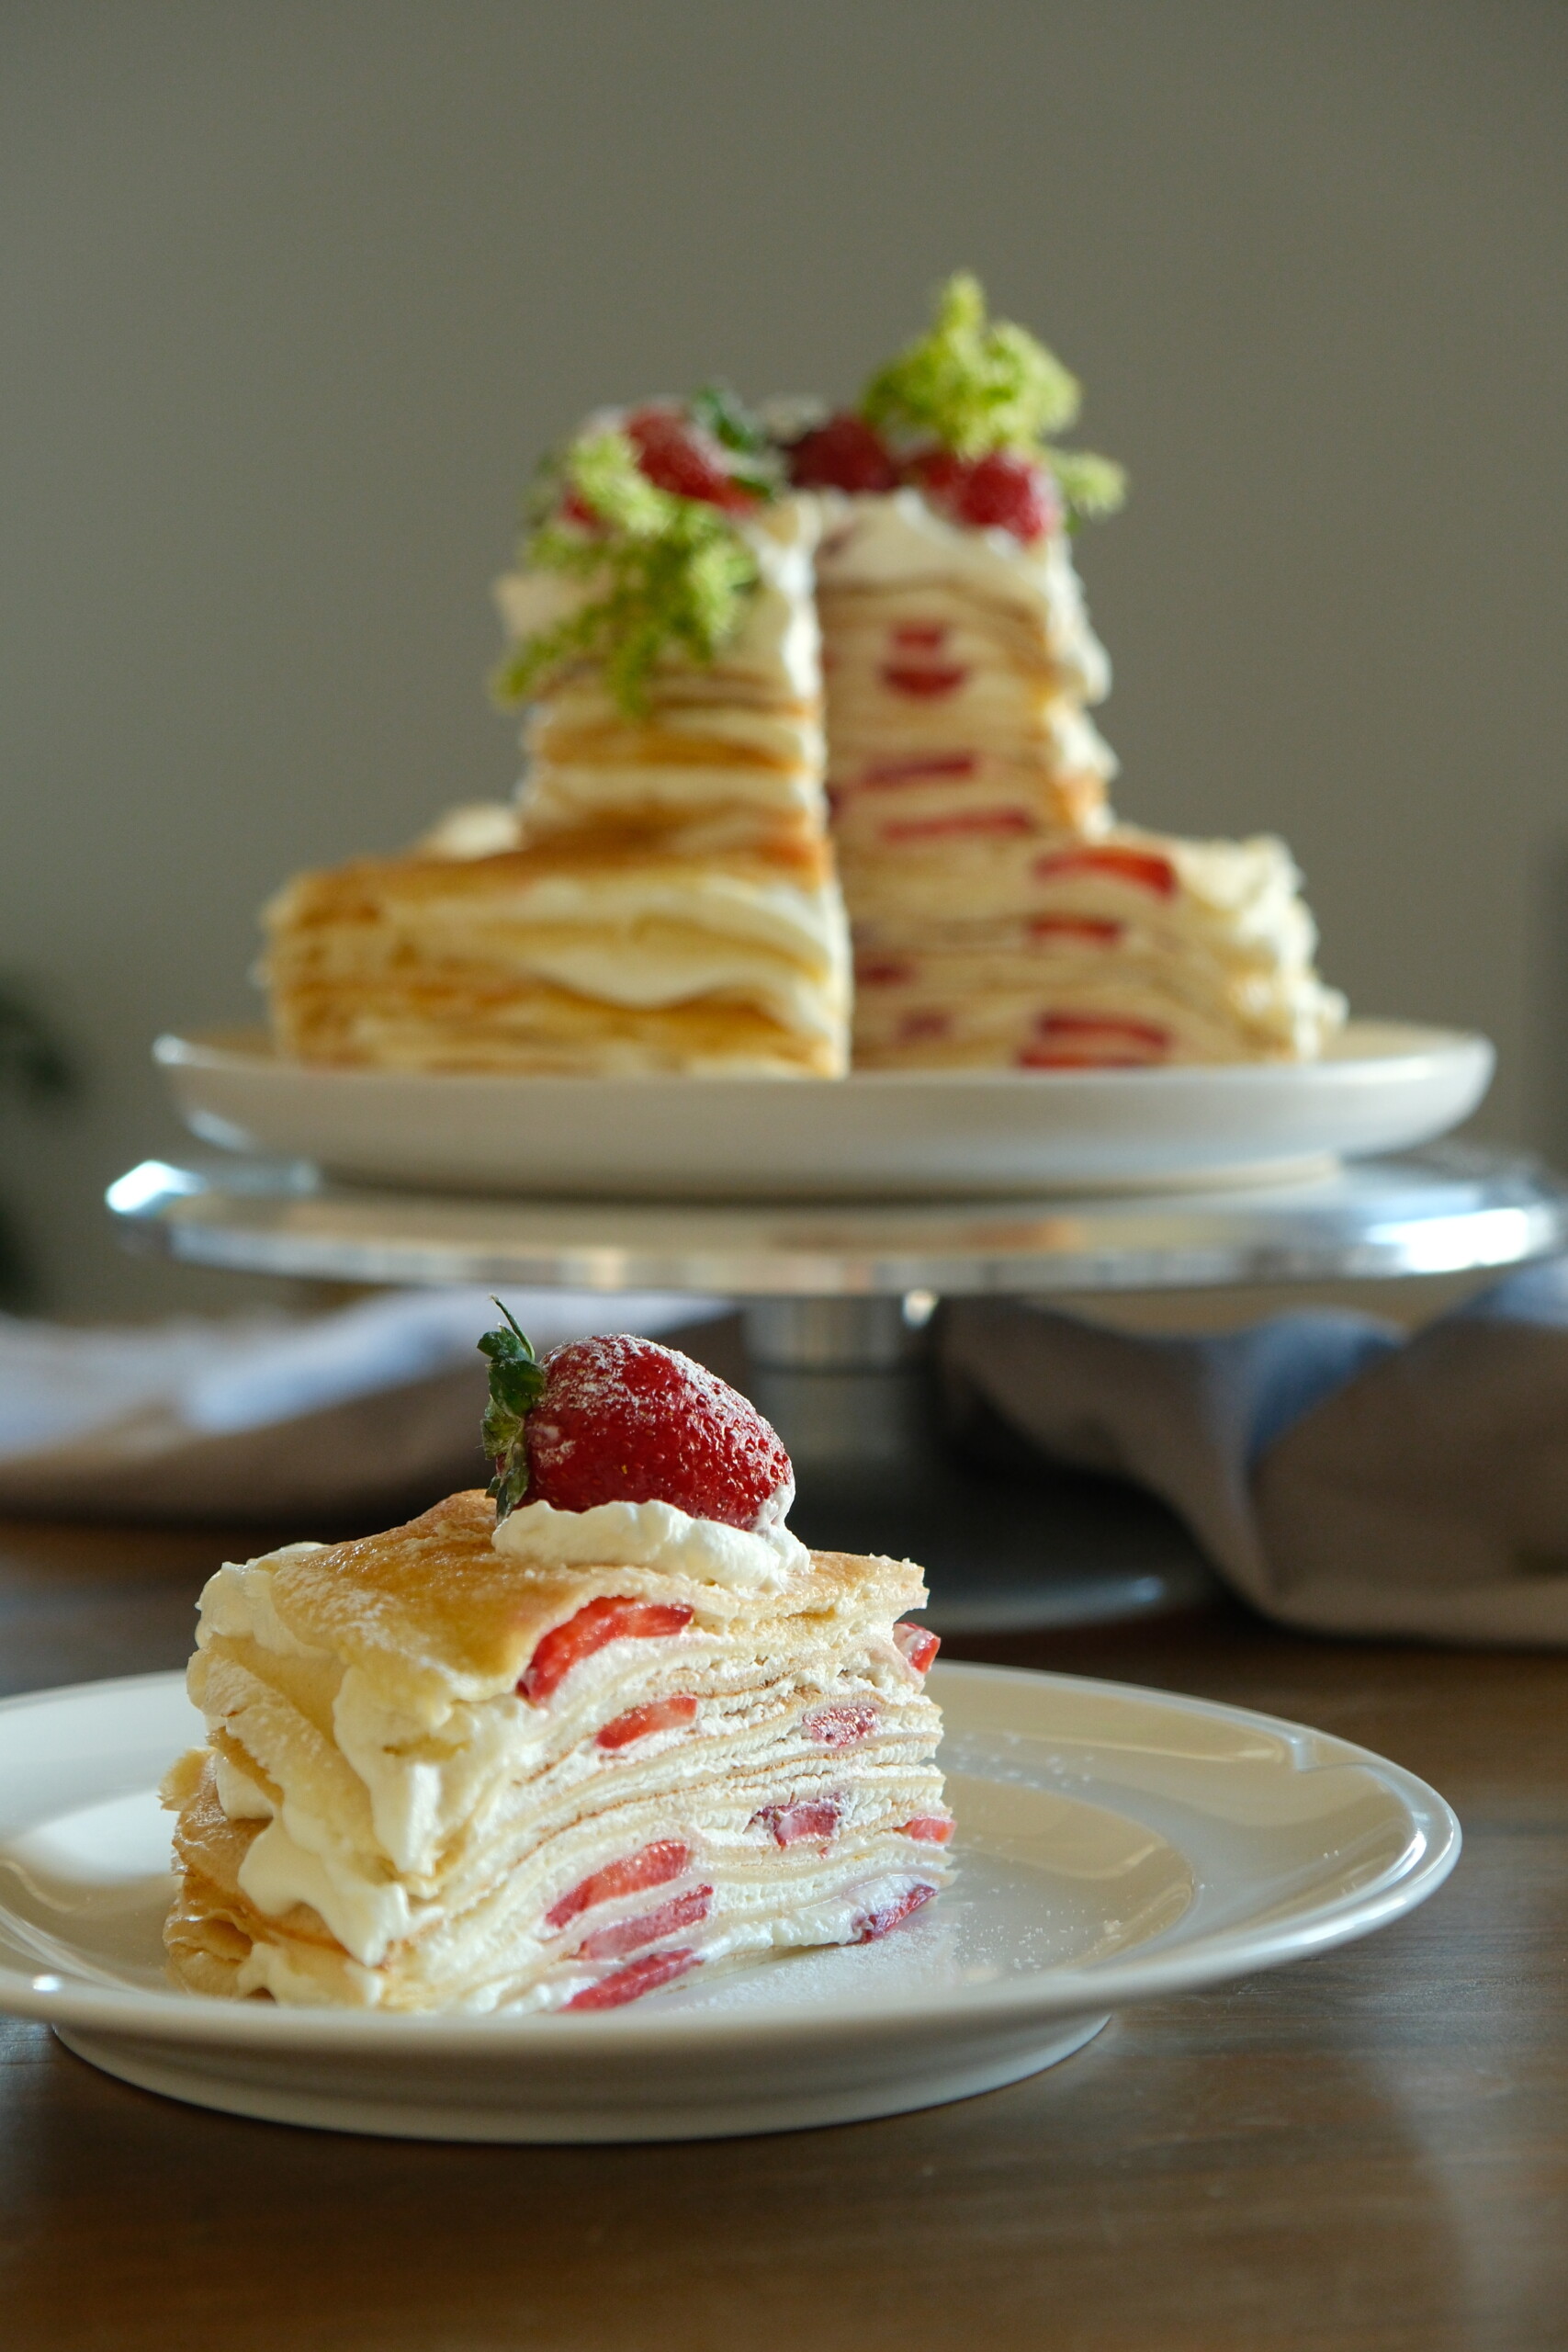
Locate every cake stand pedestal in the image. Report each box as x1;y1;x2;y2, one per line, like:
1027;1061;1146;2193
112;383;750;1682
108;1145;1568;1634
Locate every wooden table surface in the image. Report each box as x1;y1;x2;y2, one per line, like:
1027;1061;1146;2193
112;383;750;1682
2;1517;1564;2352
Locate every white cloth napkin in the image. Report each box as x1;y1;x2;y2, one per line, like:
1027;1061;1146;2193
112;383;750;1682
940;1258;1568;1645
0;1290;724;1522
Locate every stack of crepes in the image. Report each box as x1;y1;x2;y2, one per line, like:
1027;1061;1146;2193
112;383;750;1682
785;277;1345;1069
263;401;851;1078
845;823;1344;1069
162;1330;949;2013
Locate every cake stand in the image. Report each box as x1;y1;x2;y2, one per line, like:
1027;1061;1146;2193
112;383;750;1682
107;1142;1568;1634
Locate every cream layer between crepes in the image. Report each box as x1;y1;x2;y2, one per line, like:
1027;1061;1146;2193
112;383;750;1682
265;830;851;1075
163;1491;950;2013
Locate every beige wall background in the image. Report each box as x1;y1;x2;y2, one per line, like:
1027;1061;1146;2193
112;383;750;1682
4;0;1566;1317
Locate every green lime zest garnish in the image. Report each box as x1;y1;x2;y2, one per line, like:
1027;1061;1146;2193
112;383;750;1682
491;428;761;716
860;273;1127;521
863;273;1080;456
1042;444;1128;523
478;1299;546;1524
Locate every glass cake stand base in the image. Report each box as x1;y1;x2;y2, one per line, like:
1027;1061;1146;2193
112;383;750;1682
108;1147;1568;1633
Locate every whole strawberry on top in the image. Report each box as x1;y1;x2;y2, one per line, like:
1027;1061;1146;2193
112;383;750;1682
480;1306;793;1530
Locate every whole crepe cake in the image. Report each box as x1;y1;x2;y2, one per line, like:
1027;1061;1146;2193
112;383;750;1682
256;275;1344;1079
161;1314;950;2012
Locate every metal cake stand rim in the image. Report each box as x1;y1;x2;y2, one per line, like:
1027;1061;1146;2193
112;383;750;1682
106;1144;1568;1299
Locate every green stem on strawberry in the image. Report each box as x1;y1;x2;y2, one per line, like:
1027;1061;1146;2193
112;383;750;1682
478;1299;546;1523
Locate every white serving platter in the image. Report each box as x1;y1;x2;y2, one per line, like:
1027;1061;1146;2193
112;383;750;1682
153;1023;1495;1201
0;1662;1459;2143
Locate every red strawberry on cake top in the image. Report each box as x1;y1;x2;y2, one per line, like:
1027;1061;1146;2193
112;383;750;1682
908;447;1061;544
479;1308;793;1533
788;412;901;495
524;1333;793;1527
622;405;764;514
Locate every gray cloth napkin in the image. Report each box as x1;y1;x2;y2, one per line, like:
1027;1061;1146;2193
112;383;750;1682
940;1258;1568;1645
0;1290;724;1523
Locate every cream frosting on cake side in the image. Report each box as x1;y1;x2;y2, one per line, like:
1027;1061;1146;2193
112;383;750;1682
815;489;1113;705
809;487;1127;1025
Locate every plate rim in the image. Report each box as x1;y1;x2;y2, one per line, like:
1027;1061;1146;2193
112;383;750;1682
154;1020;1494;1096
0;1662;1461;2047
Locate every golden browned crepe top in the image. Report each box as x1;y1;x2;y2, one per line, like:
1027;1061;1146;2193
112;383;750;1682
267;824;838;931
228;1490;923;1722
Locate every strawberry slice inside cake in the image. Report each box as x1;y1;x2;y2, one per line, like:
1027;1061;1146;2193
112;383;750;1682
161;1320;949;2013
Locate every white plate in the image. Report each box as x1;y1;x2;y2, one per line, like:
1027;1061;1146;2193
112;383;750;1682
0;1663;1458;2143
155;1022;1494;1200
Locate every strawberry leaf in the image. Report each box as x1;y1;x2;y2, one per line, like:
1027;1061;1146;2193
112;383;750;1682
687;380;771;457
478;1299;546;1522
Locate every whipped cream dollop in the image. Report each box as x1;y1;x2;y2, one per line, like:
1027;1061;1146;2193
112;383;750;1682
492;1494;807;1591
